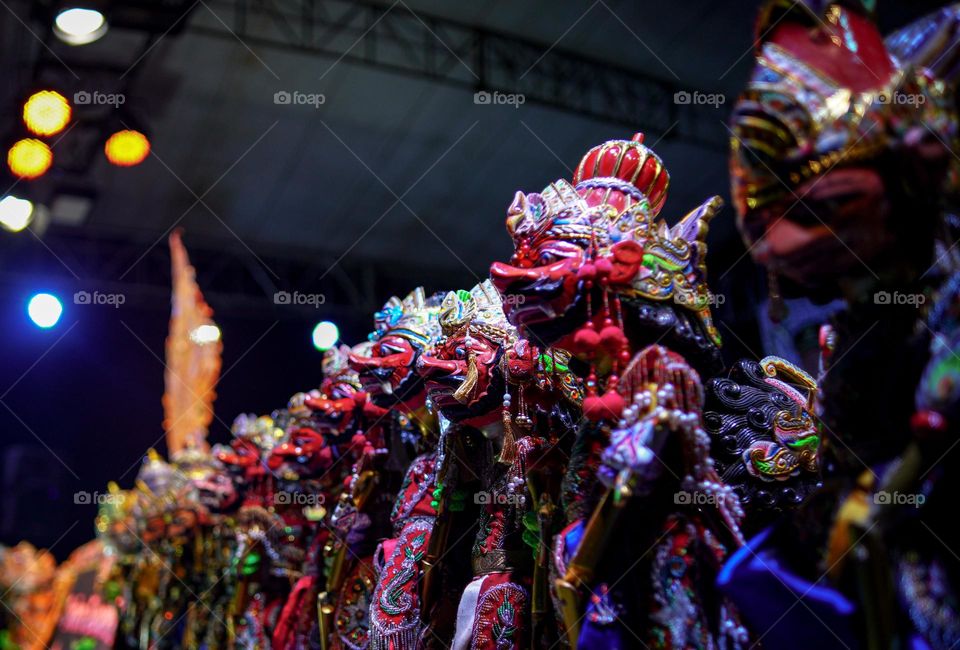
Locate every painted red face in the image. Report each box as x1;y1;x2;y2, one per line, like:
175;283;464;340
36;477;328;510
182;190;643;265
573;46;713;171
192;471;238;512
418;331;504;424
141;514;167;544
747;168;894;292
349;334;426;409
167;506;200;541
489;236;587;345
216;439;265;485
320;376;359;402
266;427;332;477
305;391;359;435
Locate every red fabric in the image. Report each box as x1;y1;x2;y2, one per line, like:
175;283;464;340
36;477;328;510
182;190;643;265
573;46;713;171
271;575;317;650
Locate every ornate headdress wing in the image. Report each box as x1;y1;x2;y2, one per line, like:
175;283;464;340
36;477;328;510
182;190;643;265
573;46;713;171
163;230;222;455
369;286;443;347
884;3;960;82
439;280;518;345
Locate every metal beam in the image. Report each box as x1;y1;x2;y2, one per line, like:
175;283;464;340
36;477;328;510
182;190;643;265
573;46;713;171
192;0;727;150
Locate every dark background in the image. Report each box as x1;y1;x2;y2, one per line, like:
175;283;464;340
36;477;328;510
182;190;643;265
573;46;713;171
0;0;947;558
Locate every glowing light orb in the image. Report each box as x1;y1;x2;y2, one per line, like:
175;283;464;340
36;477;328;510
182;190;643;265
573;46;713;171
23;90;71;136
28;293;63;328
189;324;222;345
312;321;339;351
104;130;150;167
8;139;53;179
54;8;108;45
0;196;34;232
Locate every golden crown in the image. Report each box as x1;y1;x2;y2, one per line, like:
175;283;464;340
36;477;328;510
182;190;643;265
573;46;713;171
439;280;518;345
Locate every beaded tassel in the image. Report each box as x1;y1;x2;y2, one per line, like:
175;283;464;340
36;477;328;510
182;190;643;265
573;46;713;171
500;382;517;464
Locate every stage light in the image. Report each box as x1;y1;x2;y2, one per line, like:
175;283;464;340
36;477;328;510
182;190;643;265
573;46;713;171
0;196;34;232
104;129;150;167
8;139;53;179
23;90;71;136
312;321;339;351
189;324;221;345
53;7;108;45
27;293;63;328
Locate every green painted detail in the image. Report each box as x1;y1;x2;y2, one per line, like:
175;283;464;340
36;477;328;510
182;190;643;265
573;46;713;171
241;551;261;576
0;629;18;650
754;459;777;474
643;253;683;272
521;529;539;552
786;433;820;452
71;638;97;650
522;511;538;531
104;579;121;600
540;354;569;373
926;353;960;397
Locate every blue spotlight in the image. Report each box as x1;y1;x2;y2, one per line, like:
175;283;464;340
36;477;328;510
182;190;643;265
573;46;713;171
28;293;63;328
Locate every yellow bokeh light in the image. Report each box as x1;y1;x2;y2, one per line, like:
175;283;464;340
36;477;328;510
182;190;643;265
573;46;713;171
104;130;150;167
23;90;71;136
7;139;53;179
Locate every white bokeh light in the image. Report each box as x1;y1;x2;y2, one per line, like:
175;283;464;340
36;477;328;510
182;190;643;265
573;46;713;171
312;321;339;351
189;324;222;345
0;196;34;232
54;8;108;45
28;293;63;328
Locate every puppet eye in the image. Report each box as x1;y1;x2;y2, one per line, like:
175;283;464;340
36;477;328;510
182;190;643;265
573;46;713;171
537;251;557;265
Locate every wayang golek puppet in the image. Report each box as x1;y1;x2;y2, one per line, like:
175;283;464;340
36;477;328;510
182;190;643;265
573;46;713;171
725;1;960;648
489;132;822;648
416;280;582;649
346;287;447;650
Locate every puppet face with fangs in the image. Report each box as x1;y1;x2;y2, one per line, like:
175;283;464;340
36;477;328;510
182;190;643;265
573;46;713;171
349;287;444;410
418;281;518;426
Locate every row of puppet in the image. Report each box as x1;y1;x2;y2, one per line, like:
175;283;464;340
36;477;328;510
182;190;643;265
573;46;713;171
84;167;821;650
6;1;960;648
